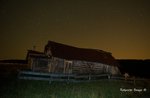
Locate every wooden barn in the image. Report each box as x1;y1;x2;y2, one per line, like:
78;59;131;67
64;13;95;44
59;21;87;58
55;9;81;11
42;41;120;76
26;41;120;75
20;41;120;81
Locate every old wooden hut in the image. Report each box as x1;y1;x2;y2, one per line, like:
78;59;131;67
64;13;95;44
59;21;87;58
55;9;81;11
43;41;120;76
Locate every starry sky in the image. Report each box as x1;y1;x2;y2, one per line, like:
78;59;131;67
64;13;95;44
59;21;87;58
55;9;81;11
0;0;150;59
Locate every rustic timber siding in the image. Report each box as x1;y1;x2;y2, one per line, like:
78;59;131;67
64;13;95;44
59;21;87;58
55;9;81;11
72;60;117;75
28;55;119;75
27;51;120;75
48;57;119;75
31;58;49;72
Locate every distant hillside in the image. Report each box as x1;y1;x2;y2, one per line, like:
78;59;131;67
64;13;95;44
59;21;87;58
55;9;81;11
0;59;27;64
117;59;150;78
0;59;28;78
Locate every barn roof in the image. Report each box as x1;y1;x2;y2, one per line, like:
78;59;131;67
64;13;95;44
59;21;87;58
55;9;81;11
26;50;48;59
45;41;119;66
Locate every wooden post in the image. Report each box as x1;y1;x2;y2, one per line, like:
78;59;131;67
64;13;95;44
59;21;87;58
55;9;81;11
108;74;111;79
89;74;91;80
30;58;33;70
32;58;35;72
48;59;51;73
36;58;38;71
49;74;52;84
68;74;70;80
64;60;66;74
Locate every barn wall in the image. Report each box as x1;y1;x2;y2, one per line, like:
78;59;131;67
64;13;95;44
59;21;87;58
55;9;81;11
30;57;49;72
50;57;64;73
29;56;120;75
49;57;119;75
72;60;114;75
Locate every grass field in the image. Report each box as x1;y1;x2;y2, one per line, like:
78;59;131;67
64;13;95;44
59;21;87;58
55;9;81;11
0;75;150;98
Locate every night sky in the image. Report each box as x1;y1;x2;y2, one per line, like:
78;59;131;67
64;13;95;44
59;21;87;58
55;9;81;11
0;0;150;59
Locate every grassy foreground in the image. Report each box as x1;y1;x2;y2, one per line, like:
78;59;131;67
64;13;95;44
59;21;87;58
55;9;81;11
0;77;150;98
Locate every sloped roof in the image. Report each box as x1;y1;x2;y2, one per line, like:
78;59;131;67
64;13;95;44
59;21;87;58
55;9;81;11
45;41;118;66
26;50;48;59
